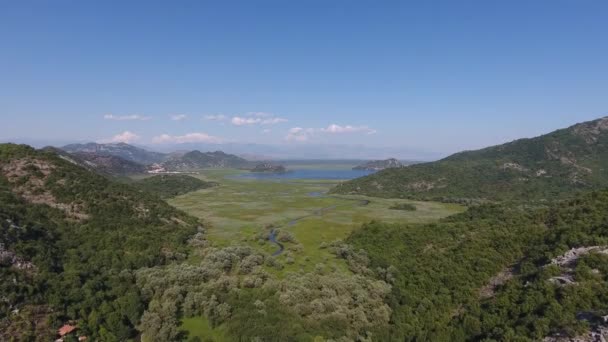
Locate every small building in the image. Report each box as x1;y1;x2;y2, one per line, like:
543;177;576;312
58;324;77;337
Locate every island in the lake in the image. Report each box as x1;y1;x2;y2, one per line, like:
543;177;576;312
250;163;288;173
352;158;403;171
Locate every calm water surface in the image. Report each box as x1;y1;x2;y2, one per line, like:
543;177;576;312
233;169;375;180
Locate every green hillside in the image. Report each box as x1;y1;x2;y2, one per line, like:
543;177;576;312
162;150;250;171
0;144;201;340
136;174;217;198
332;117;608;202
348;190;608;340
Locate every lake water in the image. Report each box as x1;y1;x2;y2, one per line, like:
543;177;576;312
233;169;375;180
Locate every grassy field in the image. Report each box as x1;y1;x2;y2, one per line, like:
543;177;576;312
168;168;465;275
181;316;228;341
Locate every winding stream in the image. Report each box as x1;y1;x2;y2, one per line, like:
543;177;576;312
267;196;370;256
268;229;285;256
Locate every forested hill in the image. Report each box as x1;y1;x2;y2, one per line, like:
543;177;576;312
332;116;608;202
0;144;201;340
161;150;250;170
136;174;217;198
348;189;608;340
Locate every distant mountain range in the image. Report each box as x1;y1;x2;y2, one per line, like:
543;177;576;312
332;117;608;202
71;152;148;175
353;158;403;171
57;142;424;176
41;146;146;177
3;138;440;161
61;142;166;164
59;142;252;173
140;142;440;161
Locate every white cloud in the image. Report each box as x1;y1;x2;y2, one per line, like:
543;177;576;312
285;127;314;142
231;113;287;126
285;124;376;142
99;131;140;143
262;128;272;134
170;114;187;121
203;114;227;121
231;116;262;126
320;124;377;135
103;114;150;121
151;132;223;144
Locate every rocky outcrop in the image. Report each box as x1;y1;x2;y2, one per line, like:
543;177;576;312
0;239;35;271
547;246;608;286
0;157;89;220
551;246;608;267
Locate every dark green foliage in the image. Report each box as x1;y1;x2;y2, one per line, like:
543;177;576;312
389;202;417;211
0;144;200;340
333;117;608;202
454;191;608;341
136;175;217;198
348;206;544;340
224;289;315;341
347;190;608;340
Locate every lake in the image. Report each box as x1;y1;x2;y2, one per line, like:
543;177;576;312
233;168;375;180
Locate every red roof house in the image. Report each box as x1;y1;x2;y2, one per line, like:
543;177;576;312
58;324;77;337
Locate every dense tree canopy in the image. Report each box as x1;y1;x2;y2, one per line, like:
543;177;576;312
0;144;200;340
348;191;608;340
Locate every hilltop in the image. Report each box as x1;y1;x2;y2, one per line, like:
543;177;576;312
161;150;249;171
353;158;403;171
0;144;201;340
332;117;608;202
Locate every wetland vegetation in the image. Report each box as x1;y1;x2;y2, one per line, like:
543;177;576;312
167;168;463;276
123;164;462;341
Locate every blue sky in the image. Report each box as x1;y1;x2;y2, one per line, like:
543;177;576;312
1;1;607;157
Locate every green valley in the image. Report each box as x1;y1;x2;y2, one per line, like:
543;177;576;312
167;169;463;274
4;5;608;341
